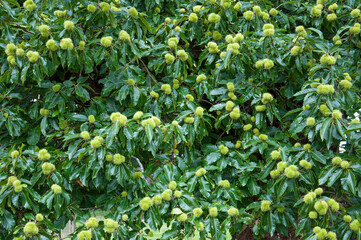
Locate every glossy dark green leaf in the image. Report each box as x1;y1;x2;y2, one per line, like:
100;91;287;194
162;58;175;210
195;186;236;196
0;210;15;231
319;117;332;141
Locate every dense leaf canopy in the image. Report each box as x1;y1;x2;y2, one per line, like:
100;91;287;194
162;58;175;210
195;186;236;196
1;0;361;239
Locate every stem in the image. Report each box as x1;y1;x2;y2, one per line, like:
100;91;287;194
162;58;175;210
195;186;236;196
139;58;156;89
131;155;144;172
286;35;300;54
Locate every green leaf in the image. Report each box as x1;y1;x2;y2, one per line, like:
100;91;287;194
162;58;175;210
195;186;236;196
187;176;197;192
199;177;211;198
308;65;327;76
295;218;307;236
335;120;345;140
293;88;316;97
40;117;48;136
268;211;276;236
319;117;332;141
69;114;87;121
161;229;178;239
145;124;153;143
138;16;153;34
210;217;221;238
308;27;324;39
54;195;61;219
27;126;41;145
21;64;29;84
223;50;232;67
346;172;356;195
4;0;20;7
108;12;117;28
210;88;227;96
276;179;288;198
277;1;297;7
311;150;326;165
75;85;90;101
318;168;333;185
205;152;221;165
170;208;183;214
247;178;260;196
106;120;119;147
0;209;15;231
345;123;361;134
327;169;343;187
132;86;140;106
209;103;226;111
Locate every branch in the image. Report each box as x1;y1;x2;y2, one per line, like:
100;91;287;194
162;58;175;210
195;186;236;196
199;98;215;106
131;155;144;172
4;17;34;34
286;35;300;53
139;58;156;90
132;156;153;189
122;56;137;70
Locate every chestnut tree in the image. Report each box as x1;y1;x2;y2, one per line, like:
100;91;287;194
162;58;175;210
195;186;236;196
1;0;361;239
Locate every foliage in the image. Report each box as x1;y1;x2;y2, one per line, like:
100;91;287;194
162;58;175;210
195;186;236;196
1;0;361;239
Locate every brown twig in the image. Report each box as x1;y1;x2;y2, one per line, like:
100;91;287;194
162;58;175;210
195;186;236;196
4;16;34;34
139;58;157;90
286;35;300;53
